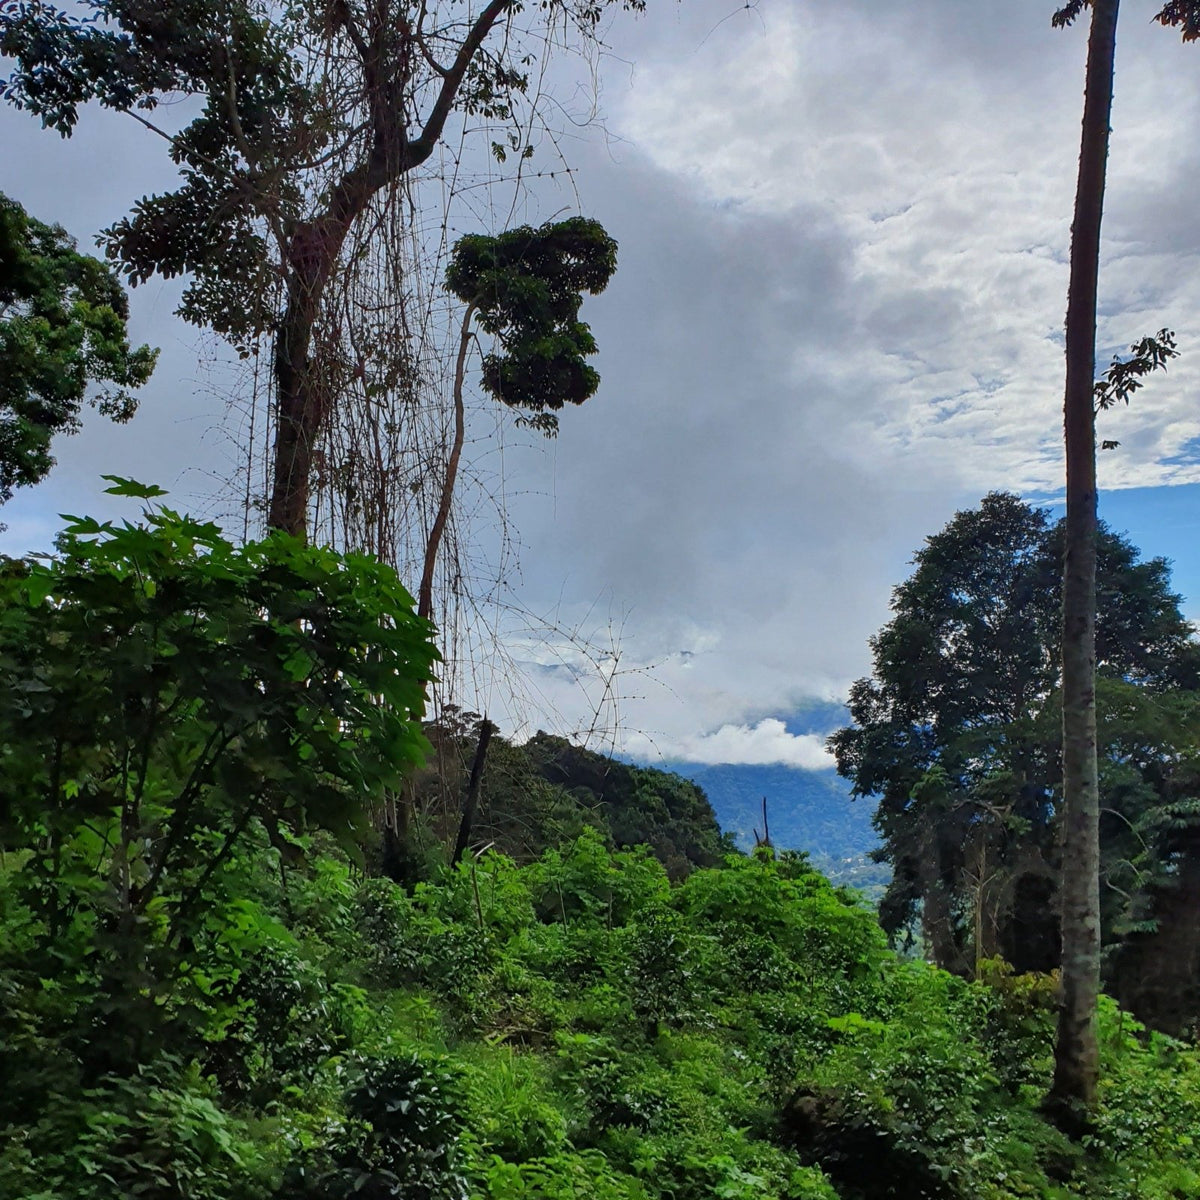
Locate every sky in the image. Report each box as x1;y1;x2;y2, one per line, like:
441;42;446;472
3;0;1200;770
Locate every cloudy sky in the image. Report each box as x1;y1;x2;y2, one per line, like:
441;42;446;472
4;0;1200;769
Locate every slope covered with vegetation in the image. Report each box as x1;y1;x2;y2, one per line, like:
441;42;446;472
402;718;734;883
2;498;1200;1200
6;826;1200;1200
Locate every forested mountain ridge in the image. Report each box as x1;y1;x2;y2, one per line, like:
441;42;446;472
403;716;734;881
413;717;884;892
422;720;885;893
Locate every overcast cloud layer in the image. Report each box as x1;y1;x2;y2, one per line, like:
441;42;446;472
3;0;1200;767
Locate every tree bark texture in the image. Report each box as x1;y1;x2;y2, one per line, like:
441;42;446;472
266;0;514;537
1049;0;1119;1122
920;844;968;976
419;302;475;621
452;718;494;866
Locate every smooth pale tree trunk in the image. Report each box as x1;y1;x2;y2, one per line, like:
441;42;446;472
1049;0;1119;1124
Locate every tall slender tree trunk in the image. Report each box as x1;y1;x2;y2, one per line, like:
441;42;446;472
1049;0;1119;1124
419;302;476;621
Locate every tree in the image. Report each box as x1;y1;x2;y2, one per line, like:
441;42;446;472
1047;0;1197;1120
0;192;156;507
418;216;618;622
1051;0;1119;1121
0;478;436;1065
828;494;1197;995
1;0;642;539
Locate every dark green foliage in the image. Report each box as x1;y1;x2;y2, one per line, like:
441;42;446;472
293;1055;470;1200
783;1087;958;1200
1;1060;277;1200
829;492;1200;1026
0;193;156;503
445;218;618;417
4;808;1200;1198
408;716;733;880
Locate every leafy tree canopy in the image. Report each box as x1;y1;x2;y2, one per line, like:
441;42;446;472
2;0;643;533
0;193;156;504
829;493;1200;1022
445;217;618;421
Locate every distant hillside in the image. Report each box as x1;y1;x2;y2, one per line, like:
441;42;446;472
664;762;888;893
408;719;732;881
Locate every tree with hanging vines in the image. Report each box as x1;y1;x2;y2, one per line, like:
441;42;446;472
1;0;643;538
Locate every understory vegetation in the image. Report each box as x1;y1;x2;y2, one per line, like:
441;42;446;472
4;823;1200;1200
3;499;1200;1200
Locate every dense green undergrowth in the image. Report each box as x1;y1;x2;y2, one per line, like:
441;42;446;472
3;828;1199;1200
2;501;1198;1199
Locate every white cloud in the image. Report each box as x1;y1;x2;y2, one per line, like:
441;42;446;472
625;718;834;769
614;0;1200;497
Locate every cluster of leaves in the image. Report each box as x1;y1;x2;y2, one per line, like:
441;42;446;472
1095;329;1178;450
1054;1;1200;38
0;194;156;504
445;218;618;421
0;483;436;1077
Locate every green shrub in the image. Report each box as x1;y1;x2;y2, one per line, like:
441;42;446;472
0;1063;278;1200
285;1053;469;1200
